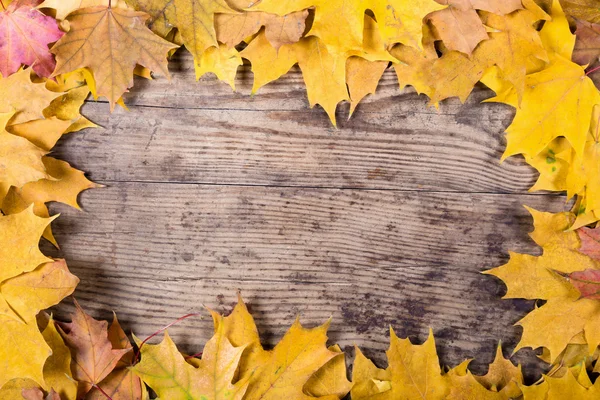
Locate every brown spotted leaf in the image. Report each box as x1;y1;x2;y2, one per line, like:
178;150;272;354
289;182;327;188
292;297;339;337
59;300;131;396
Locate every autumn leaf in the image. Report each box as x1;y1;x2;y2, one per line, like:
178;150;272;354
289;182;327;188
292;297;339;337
41;318;78;400
352;329;449;399
124;0;236;72
51;5;177;109
304;345;352;398
0;0;63;78
446;344;523;399
39;0;130;20
522;368;600;399
59;300;131;396
0;112;50;203
0;208;79;389
133;321;248;400
561;0;600;24
253;0;446;53
215;9;308;50
0;68;61;125
573;19;600;66
87;314;144;400
500;56;599;160
429;0;523;55
473;8;547;101
486;208;600;360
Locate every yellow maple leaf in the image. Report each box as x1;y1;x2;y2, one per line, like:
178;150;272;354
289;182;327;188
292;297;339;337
446;344;523;400
0;209;79;389
41;318;78;400
51;5;178;109
304;345;352;398
195;44;243;90
501;56;600;160
0;69;61;126
474;9;547;101
0;112;51;203
522;368;600;399
125;0;236;72
39;0;130;20
253;0;445;54
352;329;449;400
133;318;248;399
215;9;308;50
486;208;600;361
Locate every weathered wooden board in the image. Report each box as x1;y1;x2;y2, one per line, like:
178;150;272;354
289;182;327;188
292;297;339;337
48;51;566;380
48;184;568;378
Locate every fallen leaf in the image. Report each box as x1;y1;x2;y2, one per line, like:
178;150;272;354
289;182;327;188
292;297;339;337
573;19;600;66
133;321;248;400
486;208;600;360
0;0;63;77
561;0;600;24
0;68;61;125
59;300;131;396
215;9;308;49
51;5;177;109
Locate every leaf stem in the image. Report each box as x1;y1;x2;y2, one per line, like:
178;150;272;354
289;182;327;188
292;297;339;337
92;383;114;400
0;0;5;11
586;65;600;76
133;313;201;363
184;351;203;360
108;0;112;8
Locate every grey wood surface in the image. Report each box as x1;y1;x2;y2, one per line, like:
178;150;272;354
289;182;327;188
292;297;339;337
47;51;571;380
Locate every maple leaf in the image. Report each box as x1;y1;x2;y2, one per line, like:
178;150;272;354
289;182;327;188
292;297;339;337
253;0;446;53
242;14;393;124
87;314;144;400
351;329;449;399
207;295;341;400
39;0;129;20
561;0;600;24
473;8;548;101
0;0;63;78
2;157;99;245
579;225;600;259
195;44;242;90
0;111;50;203
215;9;308;50
51;5;177;110
522;368;600;399
59;300;131;397
500;56;599;160
525;103;600;229
429;0;523;55
0;208;79;389
485;208;600;361
133;321;248;399
446;344;523;400
0;68;61;125
304;345;353;398
124;0;236;73
573;19;600;66
42;318;78;400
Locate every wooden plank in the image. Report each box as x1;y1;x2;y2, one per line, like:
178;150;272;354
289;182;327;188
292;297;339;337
47;183;567;374
54;96;535;192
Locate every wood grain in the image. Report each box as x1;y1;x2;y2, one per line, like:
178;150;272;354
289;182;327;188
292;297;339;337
48;184;568;378
47;50;564;380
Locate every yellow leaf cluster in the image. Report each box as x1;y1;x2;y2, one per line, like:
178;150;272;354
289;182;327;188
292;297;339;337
0;208;79;392
133;295;350;400
0;68;99;244
486;207;600;363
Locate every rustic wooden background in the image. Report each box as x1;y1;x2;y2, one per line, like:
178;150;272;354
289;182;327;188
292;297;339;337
47;51;569;380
